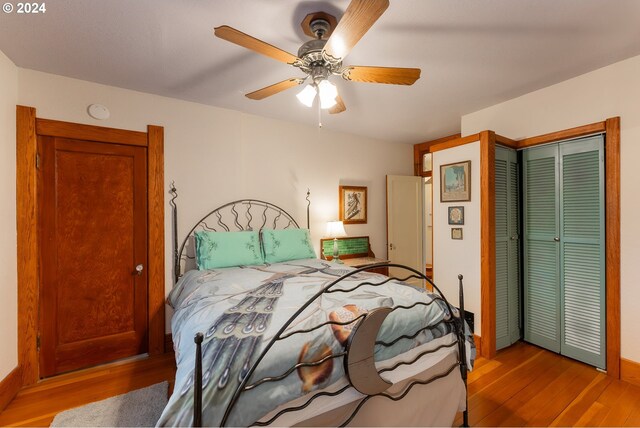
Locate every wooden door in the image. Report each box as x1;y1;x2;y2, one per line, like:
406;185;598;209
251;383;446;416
386;175;424;287
38;136;148;377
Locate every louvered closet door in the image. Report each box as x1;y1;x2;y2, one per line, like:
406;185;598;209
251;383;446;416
559;136;605;368
496;146;521;350
523;145;561;353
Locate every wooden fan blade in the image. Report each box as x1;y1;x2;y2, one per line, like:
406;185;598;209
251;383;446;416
245;78;304;100
323;0;389;61
214;26;299;64
342;66;421;85
329;95;346;114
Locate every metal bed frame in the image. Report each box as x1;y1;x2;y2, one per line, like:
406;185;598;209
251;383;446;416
169;184;469;427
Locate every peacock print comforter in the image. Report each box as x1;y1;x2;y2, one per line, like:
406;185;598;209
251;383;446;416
157;258;475;427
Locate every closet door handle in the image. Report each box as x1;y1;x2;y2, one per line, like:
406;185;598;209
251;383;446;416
553;237;560;242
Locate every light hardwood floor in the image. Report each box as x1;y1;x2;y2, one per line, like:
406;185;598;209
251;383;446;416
455;341;640;426
0;353;176;427
1;342;639;427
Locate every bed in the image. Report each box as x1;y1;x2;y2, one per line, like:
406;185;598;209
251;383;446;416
158;186;474;427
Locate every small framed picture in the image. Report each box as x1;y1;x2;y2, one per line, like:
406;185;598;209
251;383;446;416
451;228;463;240
448;206;464;225
339;185;367;224
441;160;471;202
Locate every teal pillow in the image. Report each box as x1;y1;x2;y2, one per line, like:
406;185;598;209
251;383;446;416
195;231;264;269
261;228;317;263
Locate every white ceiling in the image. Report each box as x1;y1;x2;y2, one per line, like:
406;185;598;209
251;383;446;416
1;0;639;144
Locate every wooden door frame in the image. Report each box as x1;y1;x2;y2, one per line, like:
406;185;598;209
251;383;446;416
16;106;165;385
414;119;621;380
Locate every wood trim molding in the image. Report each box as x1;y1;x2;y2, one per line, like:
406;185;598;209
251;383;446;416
605;117;621;379
517;121;606;149
413;134;461;176
473;335;482;359
414;134;462;152
430;134;480;153
147;125;165;356
413;146;422;177
17;108;166;383
480;131;496;359
16;105;38;385
495;134;518;149
36;119;148;147
621;358;640;387
0;367;22;412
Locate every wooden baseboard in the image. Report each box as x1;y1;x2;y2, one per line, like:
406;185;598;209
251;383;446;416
621;357;640;387
474;334;483;359
0;366;22;412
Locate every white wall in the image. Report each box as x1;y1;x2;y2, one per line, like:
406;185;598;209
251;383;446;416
432;142;481;335
16;68;413;333
462;54;640;362
0;51;18;379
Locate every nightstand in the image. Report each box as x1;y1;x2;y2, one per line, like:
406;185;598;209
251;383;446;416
320;236;390;276
342;257;390;276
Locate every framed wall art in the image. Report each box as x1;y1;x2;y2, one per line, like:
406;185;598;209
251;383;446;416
339;185;367;224
451;228;463;240
448;206;464;225
440;160;471;202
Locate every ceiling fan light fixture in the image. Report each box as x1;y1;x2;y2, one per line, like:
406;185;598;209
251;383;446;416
318;80;338;109
296;84;317;107
216;0;421;115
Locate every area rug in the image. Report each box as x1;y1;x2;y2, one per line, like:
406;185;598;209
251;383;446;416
50;381;168;427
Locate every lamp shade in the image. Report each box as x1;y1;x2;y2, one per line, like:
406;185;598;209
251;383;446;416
318;80;338;109
296;84;317;107
326;220;347;238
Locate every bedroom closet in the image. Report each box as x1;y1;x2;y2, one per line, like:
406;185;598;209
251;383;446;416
522;134;606;369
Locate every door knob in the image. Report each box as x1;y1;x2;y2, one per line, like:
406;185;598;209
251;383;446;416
135;264;144;275
554;237;560;242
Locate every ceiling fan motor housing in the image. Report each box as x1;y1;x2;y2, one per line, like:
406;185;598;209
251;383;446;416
297;39;326;58
297;38;342;75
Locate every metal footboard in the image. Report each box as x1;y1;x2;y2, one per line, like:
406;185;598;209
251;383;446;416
191;265;470;427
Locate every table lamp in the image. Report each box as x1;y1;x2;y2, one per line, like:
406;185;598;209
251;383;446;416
326;220;347;263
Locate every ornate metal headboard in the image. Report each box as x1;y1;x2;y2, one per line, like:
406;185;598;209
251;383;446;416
169;183;311;282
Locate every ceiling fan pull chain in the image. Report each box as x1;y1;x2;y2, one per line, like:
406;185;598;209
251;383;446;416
318;99;323;128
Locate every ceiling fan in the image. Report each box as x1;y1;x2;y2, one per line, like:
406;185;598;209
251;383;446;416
214;0;421;115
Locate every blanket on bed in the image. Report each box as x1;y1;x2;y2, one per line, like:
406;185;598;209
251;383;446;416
157;258;475;427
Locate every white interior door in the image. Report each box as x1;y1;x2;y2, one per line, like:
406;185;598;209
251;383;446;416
386;175;424;286
424;177;433;267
